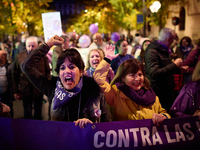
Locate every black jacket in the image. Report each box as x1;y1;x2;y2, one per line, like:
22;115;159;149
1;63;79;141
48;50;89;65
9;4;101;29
145;40;180;91
12;50;50;98
144;40;181;111
21;44;111;123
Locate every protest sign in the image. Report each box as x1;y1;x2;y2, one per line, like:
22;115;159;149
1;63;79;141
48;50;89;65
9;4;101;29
0;117;199;150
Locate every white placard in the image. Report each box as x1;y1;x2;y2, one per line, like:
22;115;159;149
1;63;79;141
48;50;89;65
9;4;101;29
42;12;62;42
77;48;90;65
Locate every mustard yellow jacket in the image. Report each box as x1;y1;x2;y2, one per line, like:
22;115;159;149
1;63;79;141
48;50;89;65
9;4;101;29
93;59;170;121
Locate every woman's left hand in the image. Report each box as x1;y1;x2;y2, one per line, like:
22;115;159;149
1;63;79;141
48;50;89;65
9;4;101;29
152;113;167;127
74;118;93;129
104;44;119;61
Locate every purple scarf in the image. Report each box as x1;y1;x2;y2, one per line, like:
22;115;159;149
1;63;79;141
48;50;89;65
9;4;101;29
86;67;95;77
117;83;156;106
53;77;83;110
157;40;171;54
180;45;193;57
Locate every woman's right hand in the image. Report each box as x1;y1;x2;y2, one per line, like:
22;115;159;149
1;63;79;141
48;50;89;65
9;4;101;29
104;44;119;61
45;35;64;48
152;113;167;127
193;110;200;120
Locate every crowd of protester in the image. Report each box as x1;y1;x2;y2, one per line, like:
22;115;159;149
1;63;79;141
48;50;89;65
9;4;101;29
0;27;200;129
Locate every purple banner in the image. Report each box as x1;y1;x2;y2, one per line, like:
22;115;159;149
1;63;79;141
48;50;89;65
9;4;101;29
0;117;199;150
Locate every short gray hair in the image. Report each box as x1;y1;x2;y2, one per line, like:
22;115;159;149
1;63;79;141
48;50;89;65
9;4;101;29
26;36;38;46
158;28;174;42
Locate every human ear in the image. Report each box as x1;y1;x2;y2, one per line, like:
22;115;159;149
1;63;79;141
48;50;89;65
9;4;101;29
80;70;84;76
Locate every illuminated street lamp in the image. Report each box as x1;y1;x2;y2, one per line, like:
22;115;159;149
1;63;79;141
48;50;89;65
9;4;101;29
149;1;161;13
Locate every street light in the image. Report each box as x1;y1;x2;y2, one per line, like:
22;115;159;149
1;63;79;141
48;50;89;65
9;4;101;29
149;1;161;13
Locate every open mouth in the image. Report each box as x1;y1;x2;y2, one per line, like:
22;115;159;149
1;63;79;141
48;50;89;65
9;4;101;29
65;76;73;84
93;61;99;65
92;62;99;68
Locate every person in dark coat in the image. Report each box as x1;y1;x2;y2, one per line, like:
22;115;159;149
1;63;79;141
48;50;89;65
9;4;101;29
12;36;51;120
16;33;29;54
170;61;200;119
175;36;193;60
21;35;111;128
0;50;14;117
144;28;183;112
175;36;194;85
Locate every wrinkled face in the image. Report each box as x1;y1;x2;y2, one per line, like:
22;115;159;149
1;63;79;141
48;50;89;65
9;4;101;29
143;41;150;51
123;69;144;91
119;41;128;55
26;39;38;53
62;38;70;50
182;39;189;47
168;31;176;48
59;58;83;90
93;35;102;46
89;51;101;69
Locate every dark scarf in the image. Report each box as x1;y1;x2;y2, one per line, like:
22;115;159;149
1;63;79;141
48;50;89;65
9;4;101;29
117;83;156;106
53;77;83;110
86;67;96;77
180;45;193;57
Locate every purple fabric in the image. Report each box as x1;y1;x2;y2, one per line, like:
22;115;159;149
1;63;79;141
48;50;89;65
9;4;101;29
111;54;134;74
117;83;156;106
179;45;193;57
0;117;199;150
170;81;200;118
86;67;95;77
157;40;171;54
53;77;83;110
